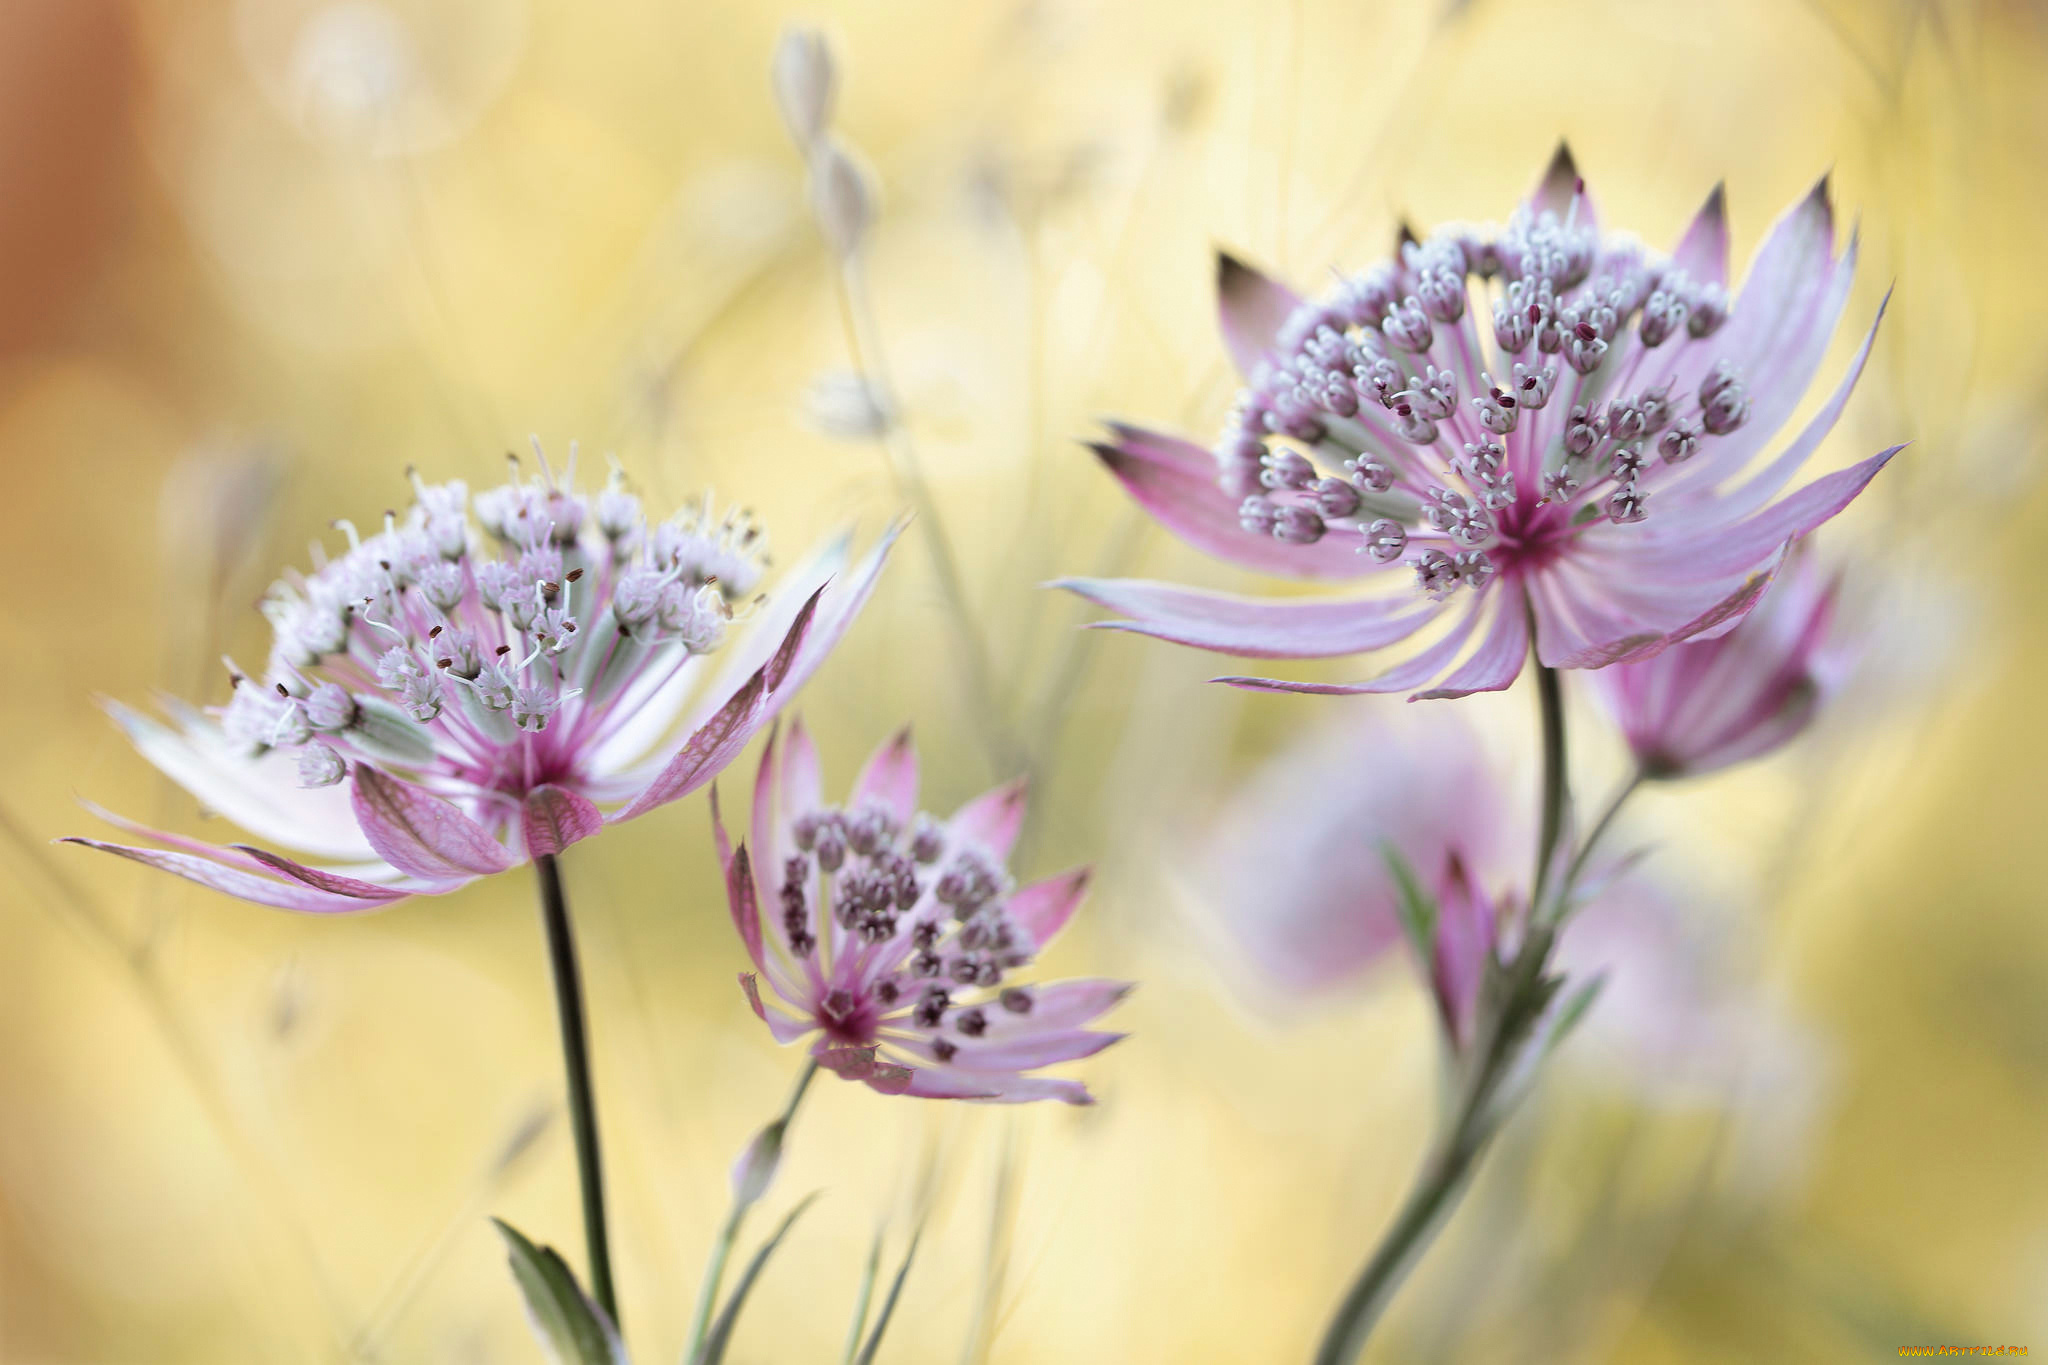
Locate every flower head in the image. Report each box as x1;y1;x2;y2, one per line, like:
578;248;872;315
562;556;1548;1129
68;444;901;912
1062;145;1899;699
1591;552;1846;778
720;721;1128;1104
1196;703;1521;1050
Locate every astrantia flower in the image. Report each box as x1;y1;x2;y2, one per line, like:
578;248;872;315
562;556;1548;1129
1589;553;1845;778
719;721;1128;1103
1196;704;1520;1051
68;448;901;911
1062;145;1901;699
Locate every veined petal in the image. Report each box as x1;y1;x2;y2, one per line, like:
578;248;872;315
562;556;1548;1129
725;844;767;971
1527;141;1597;233
1089;424;1373;581
885;1028;1124;1072
1650;446;1900;582
1007;868;1090;953
1217;593;1487;695
1060;577;1440;658
106;700;377;863
60;837;422;914
948;779;1029;861
1671;182;1729;287
610;662;776;822
740;973;815;1045
1679;290;1889;522
232;845;458;899
1216;250;1302;380
973;979;1132;1035
521;785;602;859
852;727;918;825
350;768;518;880
1413;597;1529;700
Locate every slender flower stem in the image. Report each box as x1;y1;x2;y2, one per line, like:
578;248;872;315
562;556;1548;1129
686;1059;821;1364
830;261;1025;777
532;853;618;1327
1314;660;1575;1364
1529;662;1569;911
1554;766;1646;918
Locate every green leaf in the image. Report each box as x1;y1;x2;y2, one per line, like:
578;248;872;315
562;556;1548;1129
698;1193;821;1365
492;1219;627;1365
853;1226;923;1365
1380;842;1439;974
840;1233;883;1365
1540;974;1606;1059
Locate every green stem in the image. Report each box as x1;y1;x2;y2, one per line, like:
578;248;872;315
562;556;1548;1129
1314;661;1574;1364
533;853;618;1327
1529;663;1569;911
686;1059;820;1363
1552;766;1645;921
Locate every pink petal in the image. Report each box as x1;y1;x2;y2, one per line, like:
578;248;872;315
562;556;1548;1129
611;661;774;822
1216;250;1302;380
521;785;602;859
1412;597;1529;700
949;779;1029;861
740;972;815;1044
1527;141;1597;233
1060;578;1439;658
1216;593;1487;695
1088;424;1373;581
893;1067;1002;1100
1656;446;1901;582
886;1028;1125;1072
349;767;517;880
852;727;918;825
1670;182;1728;286
1007;868;1090;952
1685;290;1889;522
60;837;420;914
726;844;766;971
230;845;438;899
979;979;1132;1034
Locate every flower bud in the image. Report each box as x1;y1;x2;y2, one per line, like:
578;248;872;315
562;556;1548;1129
809;138;874;258
771;27;836;149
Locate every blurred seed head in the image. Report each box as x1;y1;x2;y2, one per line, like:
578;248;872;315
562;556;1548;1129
809;137;875;258
801;369;894;440
771;26;837;150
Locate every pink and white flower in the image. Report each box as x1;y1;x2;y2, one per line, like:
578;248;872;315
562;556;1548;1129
719;721;1128;1104
1062;145;1900;699
1589;552;1846;778
67;449;901;912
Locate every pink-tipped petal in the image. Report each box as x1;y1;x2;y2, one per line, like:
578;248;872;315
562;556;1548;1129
521;785;602;859
1662;446;1901;582
1412;598;1529;700
1008;868;1091;952
949;778;1029;861
1671;182;1729;286
740;973;815;1044
1527;140;1596;232
1216;250;1302;379
611;671;770;822
887;1028;1125;1072
980;979;1132;1034
1061;577;1440;658
231;845;443;899
61;837;419;913
852;727;918;826
727;844;766;971
349;767;517;881
1218;595;1488;695
1088;425;1372;581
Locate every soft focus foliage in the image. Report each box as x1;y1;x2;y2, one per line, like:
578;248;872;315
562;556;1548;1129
3;0;2046;1361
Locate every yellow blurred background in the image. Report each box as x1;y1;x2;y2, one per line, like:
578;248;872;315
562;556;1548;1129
4;0;2046;1360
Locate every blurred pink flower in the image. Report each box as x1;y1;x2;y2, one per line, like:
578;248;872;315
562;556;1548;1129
720;721;1128;1104
1589;554;1845;778
67;452;900;911
1198;705;1514;1011
1063;145;1899;699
